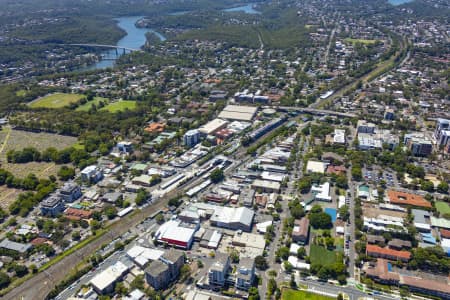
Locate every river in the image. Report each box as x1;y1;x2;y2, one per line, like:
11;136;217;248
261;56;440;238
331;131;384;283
223;3;261;14
86;16;166;70
388;0;413;5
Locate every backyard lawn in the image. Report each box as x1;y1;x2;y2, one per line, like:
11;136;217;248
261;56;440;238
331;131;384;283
436;201;450;215
310;245;339;266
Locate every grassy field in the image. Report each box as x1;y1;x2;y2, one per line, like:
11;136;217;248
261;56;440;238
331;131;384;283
0;186;21;210
100;100;137;112
310;245;339;266
282;289;334;300
0;127;77;178
29;93;84;109
344;38;378;45
436;201;450;215
15;90;27;97
75;97;108;112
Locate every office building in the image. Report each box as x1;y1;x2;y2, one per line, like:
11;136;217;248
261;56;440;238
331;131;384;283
184;129;200;148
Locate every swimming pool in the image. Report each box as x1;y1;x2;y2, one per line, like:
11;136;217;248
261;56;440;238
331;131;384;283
325;208;337;223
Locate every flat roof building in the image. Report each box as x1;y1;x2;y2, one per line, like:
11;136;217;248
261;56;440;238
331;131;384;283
198;118;228;136
90;261;129;294
218;105;258;122
306;160;328;174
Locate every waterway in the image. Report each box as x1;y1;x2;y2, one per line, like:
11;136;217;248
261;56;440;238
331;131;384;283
222;3;261;14
86;16;166;70
388;0;413;5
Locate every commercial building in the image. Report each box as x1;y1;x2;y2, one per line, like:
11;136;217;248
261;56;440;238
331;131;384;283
311;182;332;202
357;120;376;134
40;195;64;217
210;206;254;232
251;179;280;193
126;246;164;268
198;118;228;136
90;261;129;294
333;129;346;144
248;117;286;141
0;239;33;254
292;217;310;245
412;209;431;232
199;229;222;249
155;220;197;249
59;182;82;202
184;129;200;148
217;105;258;122
306;160;328;174
404;133;433;157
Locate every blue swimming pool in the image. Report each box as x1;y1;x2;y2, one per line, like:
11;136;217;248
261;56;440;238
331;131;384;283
325;208;337;223
387;262;392;272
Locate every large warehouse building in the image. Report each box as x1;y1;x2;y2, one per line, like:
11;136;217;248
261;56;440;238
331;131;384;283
218;105;258;122
154;220;197;249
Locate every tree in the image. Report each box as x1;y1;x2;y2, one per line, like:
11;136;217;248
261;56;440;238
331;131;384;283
284;261;294;273
155;213;164;224
420;180;434;192
276;246;290;260
130;274;145;290
197;260;204;268
230;249;240;263
135;189;149;206
338;205;350;222
210;168;224;183
309;212;332;229
90;220;101;232
57;166;75;181
255;255;268;270
437;181;449;194
0;272;10;289
104;205;117;220
248;287;260;300
180;264;191;280
297;246;306;259
267;278;277;296
71;231;81;241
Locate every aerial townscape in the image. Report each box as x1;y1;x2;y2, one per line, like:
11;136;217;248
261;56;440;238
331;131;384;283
0;0;449;299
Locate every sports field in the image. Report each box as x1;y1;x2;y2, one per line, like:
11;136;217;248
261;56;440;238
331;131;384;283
75;97;108;112
282;289;334;300
29;93;84;108
100;100;137;112
344;38;378;45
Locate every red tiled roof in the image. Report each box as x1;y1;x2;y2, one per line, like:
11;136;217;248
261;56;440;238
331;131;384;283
387;190;431;208
366;244;411;260
440;229;450;239
31;237;48;246
65;208;93;219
